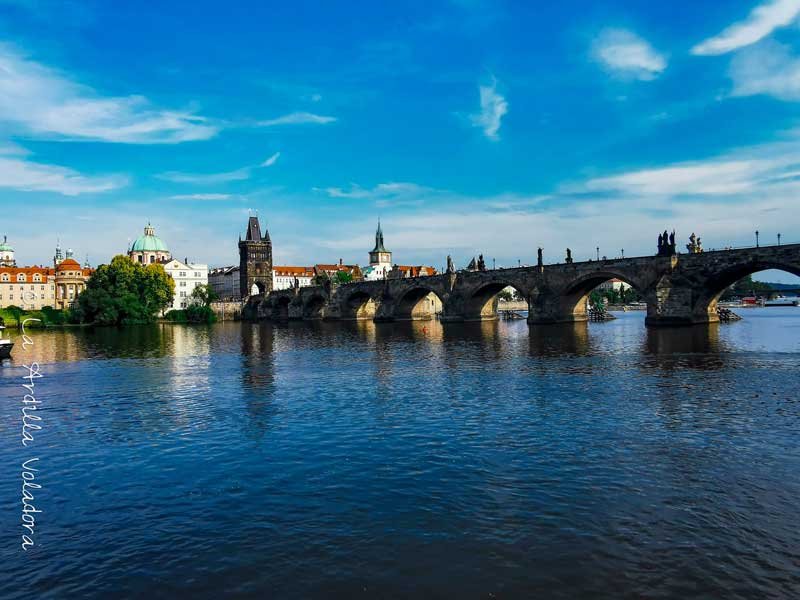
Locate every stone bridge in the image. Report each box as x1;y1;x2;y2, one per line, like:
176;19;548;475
245;243;800;327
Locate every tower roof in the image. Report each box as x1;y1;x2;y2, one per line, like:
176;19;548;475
245;216;271;242
0;235;12;252
371;220;388;253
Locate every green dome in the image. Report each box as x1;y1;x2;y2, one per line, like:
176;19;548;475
0;235;12;252
131;224;168;253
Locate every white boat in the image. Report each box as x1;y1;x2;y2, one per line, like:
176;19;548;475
0;326;13;359
764;295;799;307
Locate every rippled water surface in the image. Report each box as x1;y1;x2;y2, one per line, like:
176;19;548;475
2;309;800;599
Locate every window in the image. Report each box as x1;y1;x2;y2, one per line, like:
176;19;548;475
138;255;143;263
180;281;186;287
150;255;155;264
17;274;25;282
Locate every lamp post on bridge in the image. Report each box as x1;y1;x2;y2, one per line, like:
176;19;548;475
596;247;600;261
621;249;624;259
492;258;496;270
755;230;760;248
778;233;781;246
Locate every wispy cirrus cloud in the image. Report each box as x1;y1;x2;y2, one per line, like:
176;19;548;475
470;79;508;141
692;0;800;56
261;152;280;167
729;40;800;100
0;155;126;195
157;168;251;184
591;28;667;80
257;112;337;126
314;181;433;203
0;44;218;144
157;153;281;184
168;193;232;200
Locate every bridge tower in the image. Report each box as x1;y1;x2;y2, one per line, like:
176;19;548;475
239;216;273;298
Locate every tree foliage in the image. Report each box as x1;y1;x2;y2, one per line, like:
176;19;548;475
74;255;175;325
190;283;217;307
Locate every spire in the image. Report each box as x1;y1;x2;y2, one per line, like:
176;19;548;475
245;216;262;241
371;219;388;253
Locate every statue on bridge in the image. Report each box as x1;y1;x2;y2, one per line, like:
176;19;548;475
446;254;455;274
657;229;678;256
466;257;478;271
477;254;487;271
565;248;573;264
686;233;704;254
537;247;543;268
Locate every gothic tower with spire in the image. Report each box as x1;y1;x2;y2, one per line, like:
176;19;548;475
239;215;273;297
368;220;392;267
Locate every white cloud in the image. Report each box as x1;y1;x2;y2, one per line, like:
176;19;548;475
470;79;508;141
0;156;126;195
315;181;433;201
257;112;337;126
156;168;251;184
168;193;232;200
261;152;280;167
0;141;30;155
0;45;218;143
729;40;800;100
591;28;667;81
692;0;800;56
583;159;776;196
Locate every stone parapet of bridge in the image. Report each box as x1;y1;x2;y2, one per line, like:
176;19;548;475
242;243;800;327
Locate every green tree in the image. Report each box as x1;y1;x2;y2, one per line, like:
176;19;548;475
75;255;175;325
189;283;218;307
334;270;353;284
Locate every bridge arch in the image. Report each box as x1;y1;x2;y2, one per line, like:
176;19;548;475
692;260;800;321
554;271;645;323
271;295;291;321
392;286;444;321
463;280;529;321
341;289;379;320
303;294;326;320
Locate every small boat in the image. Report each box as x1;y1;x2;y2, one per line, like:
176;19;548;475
764;295;799;307
0;326;13;360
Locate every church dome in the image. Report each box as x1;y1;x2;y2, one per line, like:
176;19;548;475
131;224;169;253
0;235;13;252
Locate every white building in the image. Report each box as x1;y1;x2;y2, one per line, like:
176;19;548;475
209;266;240;300
163;258;208;311
273;266;314;290
363;221;392;281
596;278;631;292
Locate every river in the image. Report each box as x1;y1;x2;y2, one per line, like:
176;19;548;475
1;308;799;598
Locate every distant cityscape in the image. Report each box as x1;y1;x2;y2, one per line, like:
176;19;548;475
0;215;440;312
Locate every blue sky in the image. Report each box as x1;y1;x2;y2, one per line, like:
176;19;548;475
1;0;800;281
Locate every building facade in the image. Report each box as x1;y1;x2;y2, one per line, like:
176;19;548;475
163;258;209;311
54;258;92;310
129;223;171;264
364;222;392;281
0;243;91;311
209;266;240;300
314;262;363;282
386;265;438;279
239;216;273;297
273;266;315;290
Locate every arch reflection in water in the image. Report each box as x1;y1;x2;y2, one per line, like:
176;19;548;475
528;322;592;357
642;324;727;372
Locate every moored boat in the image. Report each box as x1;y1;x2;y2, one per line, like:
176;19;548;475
764;296;799;307
0;326;13;359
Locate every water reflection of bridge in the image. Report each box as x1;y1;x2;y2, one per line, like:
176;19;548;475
251;243;800;327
